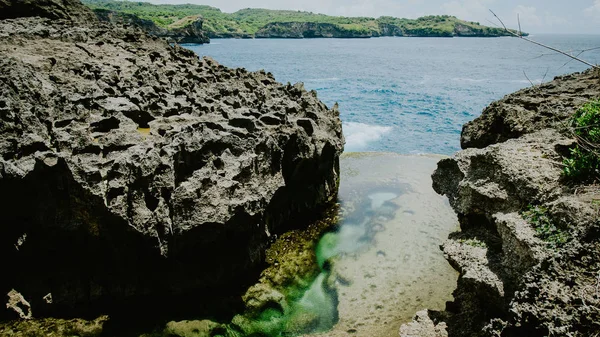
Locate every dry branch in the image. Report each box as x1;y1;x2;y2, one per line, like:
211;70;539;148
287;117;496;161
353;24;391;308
490;10;600;70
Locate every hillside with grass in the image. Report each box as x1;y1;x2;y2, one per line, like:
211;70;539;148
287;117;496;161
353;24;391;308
82;0;520;39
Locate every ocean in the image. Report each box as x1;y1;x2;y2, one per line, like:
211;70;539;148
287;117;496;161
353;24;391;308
186;35;600;154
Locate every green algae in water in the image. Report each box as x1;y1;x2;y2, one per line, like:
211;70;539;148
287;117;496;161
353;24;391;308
232;190;401;336
316;232;339;268
159;187;405;337
230;272;338;337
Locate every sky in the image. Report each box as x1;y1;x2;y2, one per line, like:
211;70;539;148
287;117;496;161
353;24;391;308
134;0;600;34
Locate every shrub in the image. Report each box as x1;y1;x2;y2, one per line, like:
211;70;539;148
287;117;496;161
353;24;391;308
521;205;568;248
563;99;600;182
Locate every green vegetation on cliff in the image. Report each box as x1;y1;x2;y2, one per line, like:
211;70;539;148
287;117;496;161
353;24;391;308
563;99;600;182
82;0;518;38
521;205;568;248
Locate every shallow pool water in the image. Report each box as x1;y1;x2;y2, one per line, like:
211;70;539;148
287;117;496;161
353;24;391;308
303;153;460;337
193;153;459;337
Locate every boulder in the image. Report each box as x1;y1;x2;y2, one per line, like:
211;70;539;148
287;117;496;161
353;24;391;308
0;0;343;320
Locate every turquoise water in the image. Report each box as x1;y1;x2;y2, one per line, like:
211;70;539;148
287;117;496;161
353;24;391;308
186;35;600;154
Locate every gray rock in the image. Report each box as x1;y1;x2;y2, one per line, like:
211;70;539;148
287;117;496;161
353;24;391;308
0;0;97;22
432;68;600;336
461;69;600;149
0;0;343;320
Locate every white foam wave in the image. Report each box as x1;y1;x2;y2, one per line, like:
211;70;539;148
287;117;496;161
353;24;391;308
343;122;392;151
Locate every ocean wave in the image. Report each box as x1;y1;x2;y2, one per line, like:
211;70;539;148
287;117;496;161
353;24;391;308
508;79;543;84
343;122;392;151
451;77;487;83
305;77;340;82
451;78;543;85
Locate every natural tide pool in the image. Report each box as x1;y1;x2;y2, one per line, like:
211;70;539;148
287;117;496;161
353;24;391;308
307;152;459;337
172;153;459;337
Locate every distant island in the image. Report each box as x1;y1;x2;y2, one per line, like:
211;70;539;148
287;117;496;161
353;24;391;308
82;0;524;42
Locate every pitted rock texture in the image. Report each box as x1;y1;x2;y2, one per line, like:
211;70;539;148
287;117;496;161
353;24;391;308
0;9;343;320
0;0;97;22
461;69;600;149
432;69;600;337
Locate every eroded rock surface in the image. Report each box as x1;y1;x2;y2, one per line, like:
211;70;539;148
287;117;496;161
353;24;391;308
0;0;343;321
461;69;600;149
0;0;96;22
431;69;600;336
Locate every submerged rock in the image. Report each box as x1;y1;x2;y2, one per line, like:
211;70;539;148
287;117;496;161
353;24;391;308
399;310;448;337
431;69;600;336
0;0;343;322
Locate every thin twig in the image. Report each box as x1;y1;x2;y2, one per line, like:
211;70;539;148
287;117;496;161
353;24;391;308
595;271;600;297
490;9;600;70
517;13;522;37
541;67;549;83
523;70;537;87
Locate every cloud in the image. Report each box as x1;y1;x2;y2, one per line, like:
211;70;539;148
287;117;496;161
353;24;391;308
585;0;600;20
513;5;542;27
544;12;567;27
440;0;495;22
511;5;568;32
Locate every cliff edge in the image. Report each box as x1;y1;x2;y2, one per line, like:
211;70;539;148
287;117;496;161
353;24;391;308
426;69;600;336
0;0;343;322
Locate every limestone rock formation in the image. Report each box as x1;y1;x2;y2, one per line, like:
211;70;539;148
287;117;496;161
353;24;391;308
0;0;96;22
255;22;374;39
0;0;343;321
461;70;600;149
432;69;600;336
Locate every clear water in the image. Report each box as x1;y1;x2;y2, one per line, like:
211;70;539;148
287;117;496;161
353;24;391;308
186;35;600;154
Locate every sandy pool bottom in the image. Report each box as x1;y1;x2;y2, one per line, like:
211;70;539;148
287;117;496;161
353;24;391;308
304;152;459;337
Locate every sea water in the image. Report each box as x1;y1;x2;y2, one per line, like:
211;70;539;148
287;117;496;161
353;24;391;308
187;34;600;154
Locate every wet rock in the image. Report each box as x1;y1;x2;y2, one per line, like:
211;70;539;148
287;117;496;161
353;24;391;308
0;0;343;321
0;315;108;337
163;320;226;337
6;290;32;320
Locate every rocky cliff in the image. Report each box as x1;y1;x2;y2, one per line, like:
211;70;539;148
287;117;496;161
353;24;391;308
254;21;512;39
255;22;373;39
0;0;343;322
93;9;210;44
427;69;600;336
